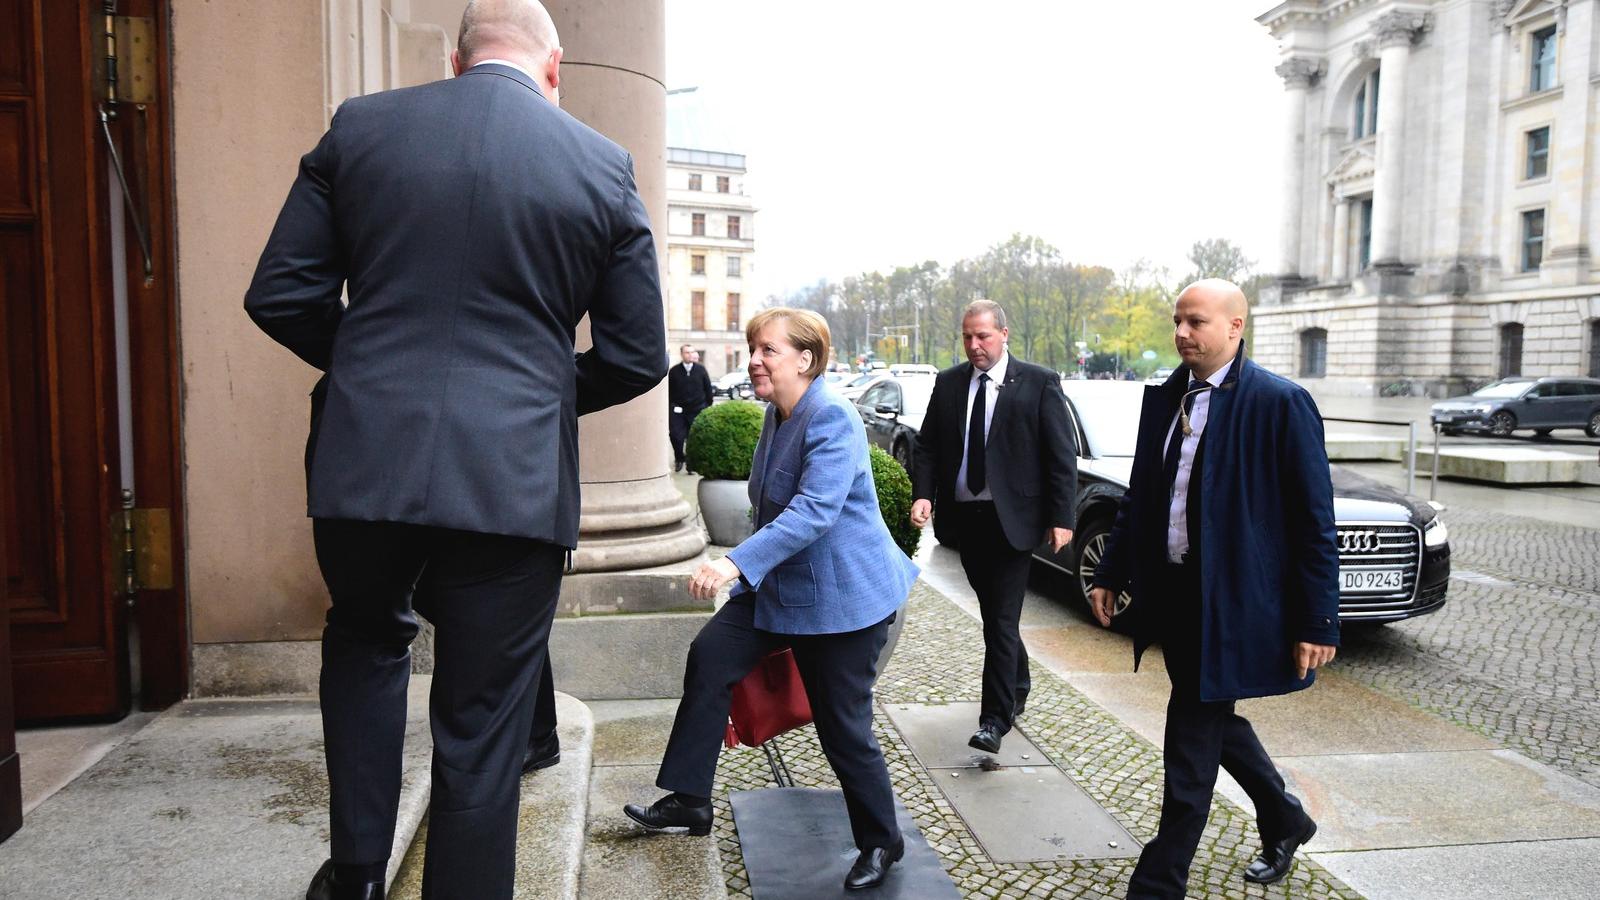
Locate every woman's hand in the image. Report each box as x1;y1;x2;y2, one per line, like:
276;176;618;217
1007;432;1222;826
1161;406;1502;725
688;556;742;601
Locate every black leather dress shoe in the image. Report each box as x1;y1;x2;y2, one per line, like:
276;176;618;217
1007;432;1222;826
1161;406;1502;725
622;794;713;836
844;841;904;890
968;725;1002;754
521;733;561;774
305;860;384;900
1243;816;1317;885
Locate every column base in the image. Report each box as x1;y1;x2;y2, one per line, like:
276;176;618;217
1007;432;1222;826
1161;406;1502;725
1364;260;1417;297
575;474;705;572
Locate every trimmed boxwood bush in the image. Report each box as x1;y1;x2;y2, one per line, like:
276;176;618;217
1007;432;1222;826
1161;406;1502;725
870;445;921;559
685;401;765;479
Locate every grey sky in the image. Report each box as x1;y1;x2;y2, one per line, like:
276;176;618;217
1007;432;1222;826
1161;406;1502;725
665;0;1287;298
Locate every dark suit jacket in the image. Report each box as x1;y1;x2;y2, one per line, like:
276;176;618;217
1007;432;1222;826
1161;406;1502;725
1092;356;1341;702
667;363;713;414
247;64;666;547
912;356;1078;551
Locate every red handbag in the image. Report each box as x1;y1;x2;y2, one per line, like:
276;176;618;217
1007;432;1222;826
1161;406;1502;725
723;648;814;748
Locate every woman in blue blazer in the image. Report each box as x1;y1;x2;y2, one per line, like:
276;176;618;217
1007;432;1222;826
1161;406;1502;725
624;308;919;891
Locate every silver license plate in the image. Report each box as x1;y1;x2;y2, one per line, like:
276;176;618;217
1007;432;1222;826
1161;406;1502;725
1340;569;1404;593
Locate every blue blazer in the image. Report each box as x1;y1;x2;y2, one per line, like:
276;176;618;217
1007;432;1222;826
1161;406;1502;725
726;378;919;635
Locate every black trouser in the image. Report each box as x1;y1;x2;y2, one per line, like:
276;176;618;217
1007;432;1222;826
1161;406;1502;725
669;407;702;466
415;585;557;751
313;519;564;900
1127;562;1307;900
655;597;901;851
954;501;1032;733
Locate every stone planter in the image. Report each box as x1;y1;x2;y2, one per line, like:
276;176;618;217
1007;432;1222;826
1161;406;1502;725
698;477;755;546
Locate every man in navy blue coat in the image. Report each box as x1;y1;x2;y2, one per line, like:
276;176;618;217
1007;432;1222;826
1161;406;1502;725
1090;279;1339;898
246;2;665;897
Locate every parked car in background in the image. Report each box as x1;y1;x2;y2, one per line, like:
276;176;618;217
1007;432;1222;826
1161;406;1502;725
839;370;890;402
888;363;939;377
1431;376;1600;437
853;374;936;470
1030;381;1450;628
714;370;749;399
1144;367;1174;385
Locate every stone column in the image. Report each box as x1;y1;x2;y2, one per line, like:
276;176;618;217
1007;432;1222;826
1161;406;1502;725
1330;198;1351;282
1369;10;1429;269
1274;57;1323;282
1544;0;1594;284
546;0;705;571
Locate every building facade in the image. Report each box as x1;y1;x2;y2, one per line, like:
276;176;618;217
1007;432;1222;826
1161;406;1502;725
1257;0;1600;396
665;147;757;379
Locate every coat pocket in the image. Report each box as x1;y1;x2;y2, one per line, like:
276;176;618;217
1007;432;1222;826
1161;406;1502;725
764;466;799;504
773;562;817;608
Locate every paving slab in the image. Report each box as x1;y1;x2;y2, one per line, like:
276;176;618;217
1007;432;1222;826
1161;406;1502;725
1021;621;1142;674
730;787;960;899
931;764;1140;863
390;692;594;900
588;699;682;767
0;680;432;900
1280;749;1600;851
881;701;1052;768
1068;668;1495;759
16;711;158;814
1310;837;1600;900
581;764;725;900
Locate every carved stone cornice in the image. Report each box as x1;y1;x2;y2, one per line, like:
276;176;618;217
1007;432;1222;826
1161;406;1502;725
1275;57;1327;89
1370;9;1431;49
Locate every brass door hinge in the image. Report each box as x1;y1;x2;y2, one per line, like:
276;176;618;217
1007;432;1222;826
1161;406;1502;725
115;500;174;605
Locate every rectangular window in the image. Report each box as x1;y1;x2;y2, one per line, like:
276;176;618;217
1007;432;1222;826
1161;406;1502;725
727;215;741;239
726;292;741;331
1526;126;1551;179
1531;26;1557;92
1351;70;1379;140
717;175;730;193
688;173;702;191
1499;324;1524;378
726;255;741;277
691;213;705;236
1358;198;1374;271
1522;208;1545;272
691;290;705;330
691;254;705;276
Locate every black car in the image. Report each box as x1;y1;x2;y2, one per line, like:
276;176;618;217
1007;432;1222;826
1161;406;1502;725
854;374;937;471
1031;381;1451;626
1430;376;1600;437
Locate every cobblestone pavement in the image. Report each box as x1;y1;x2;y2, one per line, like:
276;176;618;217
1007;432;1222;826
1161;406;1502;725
1332;506;1600;787
712;583;1363;899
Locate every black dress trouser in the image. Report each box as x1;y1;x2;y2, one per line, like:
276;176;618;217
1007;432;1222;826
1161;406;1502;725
669;408;701;466
1126;562;1308;900
655;597;902;851
954;501;1033;733
313;518;564;900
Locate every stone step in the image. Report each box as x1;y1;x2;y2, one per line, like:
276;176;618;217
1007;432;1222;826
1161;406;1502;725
1326;432;1408;461
0;678;433;900
1411;445;1600;485
390;692;595;900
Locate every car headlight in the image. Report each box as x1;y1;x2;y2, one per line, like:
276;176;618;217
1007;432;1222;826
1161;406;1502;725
1471;405;1493;414
1424;517;1449;547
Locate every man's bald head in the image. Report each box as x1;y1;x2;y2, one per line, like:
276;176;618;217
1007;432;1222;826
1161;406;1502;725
454;0;563;102
1172;278;1248;380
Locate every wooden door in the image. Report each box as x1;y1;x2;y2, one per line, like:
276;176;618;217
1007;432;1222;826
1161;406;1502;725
2;0;185;722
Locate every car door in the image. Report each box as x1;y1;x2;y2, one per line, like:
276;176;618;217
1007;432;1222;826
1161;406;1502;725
1518;382;1557;427
856;384;892;451
1558;380;1599;425
870;383;904;451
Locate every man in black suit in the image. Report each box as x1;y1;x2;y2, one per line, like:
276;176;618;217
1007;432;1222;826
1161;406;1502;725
245;2;665;897
910;300;1077;753
667;344;715;471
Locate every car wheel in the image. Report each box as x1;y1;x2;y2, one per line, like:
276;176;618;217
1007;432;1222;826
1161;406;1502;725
1588;410;1600;438
892;439;913;472
1073;517;1133;630
1489;410;1517;436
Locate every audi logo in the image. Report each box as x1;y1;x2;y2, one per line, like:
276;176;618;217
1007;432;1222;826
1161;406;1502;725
1339;530;1380;553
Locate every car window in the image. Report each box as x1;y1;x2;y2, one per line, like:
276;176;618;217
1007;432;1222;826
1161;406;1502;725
884;384;902;411
1472;380;1533;399
1526;383;1555;399
1558;381;1600;397
859;385;885;407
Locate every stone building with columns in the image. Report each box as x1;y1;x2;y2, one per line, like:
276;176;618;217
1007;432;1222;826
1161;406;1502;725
1256;0;1600;396
664;146;759;380
2;0;702;733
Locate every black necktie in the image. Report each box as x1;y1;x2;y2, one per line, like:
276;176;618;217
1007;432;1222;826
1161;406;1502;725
1162;380;1205;493
966;373;990;495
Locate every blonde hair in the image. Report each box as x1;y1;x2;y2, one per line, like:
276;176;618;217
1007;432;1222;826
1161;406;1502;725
746;308;831;379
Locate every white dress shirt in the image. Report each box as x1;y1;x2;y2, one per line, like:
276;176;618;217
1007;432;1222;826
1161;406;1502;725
1165;359;1231;562
955;352;1009;502
473;59;538;81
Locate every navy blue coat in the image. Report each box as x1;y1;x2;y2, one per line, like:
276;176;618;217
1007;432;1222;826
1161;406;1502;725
246;64;666;547
1093;356;1340;701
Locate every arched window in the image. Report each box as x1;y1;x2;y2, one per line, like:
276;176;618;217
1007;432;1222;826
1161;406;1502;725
1498;323;1524;379
1300;328;1328;378
1352;69;1380;139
